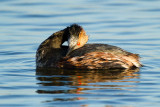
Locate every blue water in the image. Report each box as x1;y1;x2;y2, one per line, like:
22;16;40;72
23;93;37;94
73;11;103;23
1;0;160;107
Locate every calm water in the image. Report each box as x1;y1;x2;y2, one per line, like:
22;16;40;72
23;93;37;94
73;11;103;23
1;0;160;107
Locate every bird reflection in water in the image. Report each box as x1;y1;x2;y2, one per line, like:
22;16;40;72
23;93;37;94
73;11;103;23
36;68;140;103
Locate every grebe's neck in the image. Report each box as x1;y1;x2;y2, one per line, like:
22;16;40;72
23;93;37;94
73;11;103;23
38;28;69;50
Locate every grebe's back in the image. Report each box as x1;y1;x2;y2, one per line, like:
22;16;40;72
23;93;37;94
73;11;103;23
58;44;141;69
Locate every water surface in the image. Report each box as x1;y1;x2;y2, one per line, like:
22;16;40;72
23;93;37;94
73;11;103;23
1;0;160;107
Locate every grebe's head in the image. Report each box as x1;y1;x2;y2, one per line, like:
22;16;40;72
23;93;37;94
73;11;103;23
66;24;88;55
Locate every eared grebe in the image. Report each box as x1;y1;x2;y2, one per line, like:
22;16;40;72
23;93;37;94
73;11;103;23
36;24;141;69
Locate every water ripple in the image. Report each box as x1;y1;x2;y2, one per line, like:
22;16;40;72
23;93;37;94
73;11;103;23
16;12;99;18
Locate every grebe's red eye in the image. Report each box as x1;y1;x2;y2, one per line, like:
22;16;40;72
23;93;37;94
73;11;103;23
77;42;81;46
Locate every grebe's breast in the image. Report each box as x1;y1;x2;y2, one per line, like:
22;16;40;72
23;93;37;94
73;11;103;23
36;46;68;68
58;44;141;69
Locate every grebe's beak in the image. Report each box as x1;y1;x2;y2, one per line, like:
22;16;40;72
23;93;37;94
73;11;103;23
66;45;77;56
66;47;73;56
